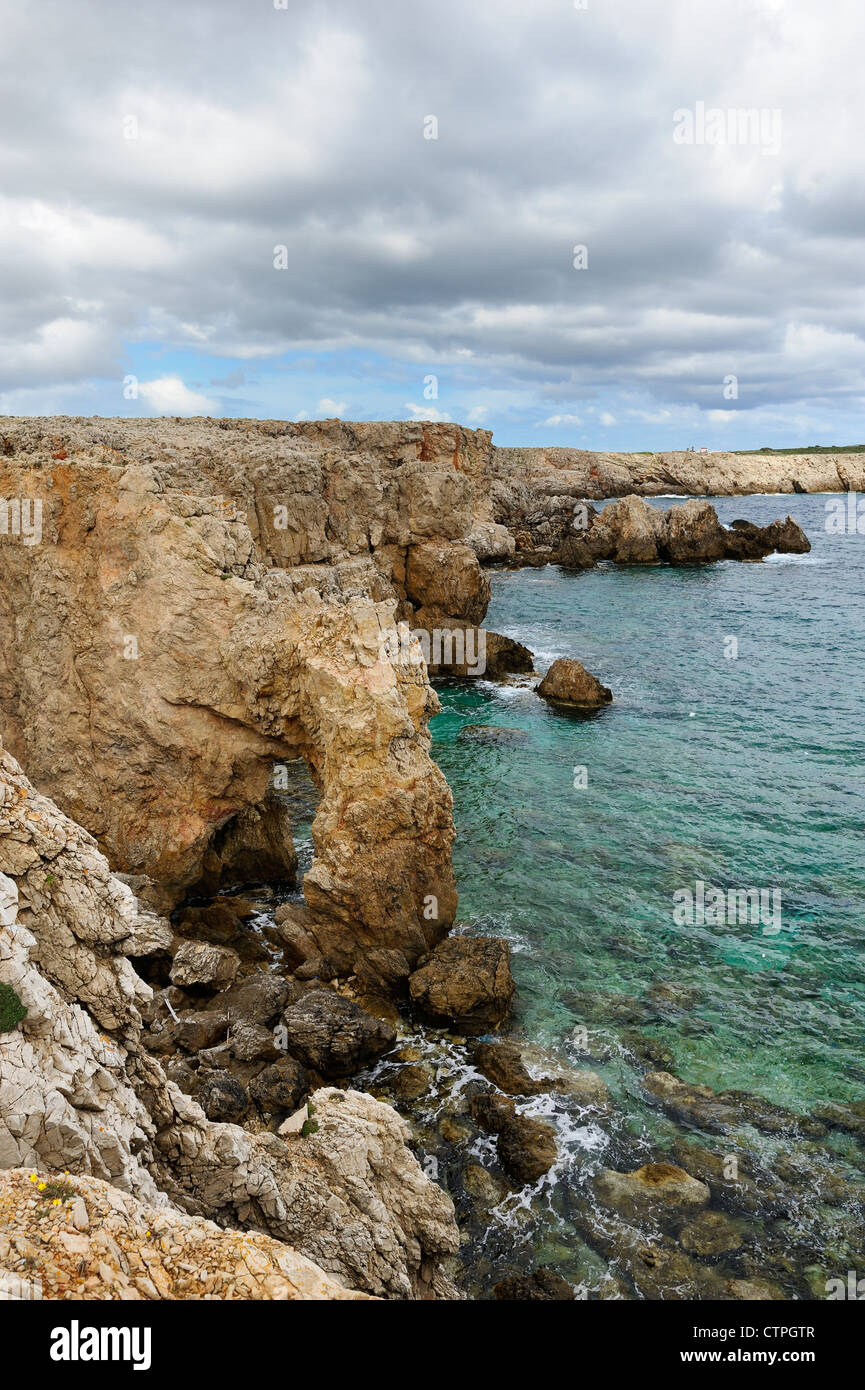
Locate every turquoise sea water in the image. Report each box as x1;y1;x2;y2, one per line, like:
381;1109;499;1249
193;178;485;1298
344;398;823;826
431;494;865;1114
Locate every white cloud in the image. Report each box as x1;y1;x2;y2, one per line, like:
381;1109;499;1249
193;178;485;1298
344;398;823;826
467;405;488;422
599;411;617;426
404;402;451;421
537;413;583;428
316;397;347;417
138;376;218;415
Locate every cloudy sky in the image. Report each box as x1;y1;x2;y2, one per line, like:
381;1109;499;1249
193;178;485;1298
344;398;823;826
1;0;863;448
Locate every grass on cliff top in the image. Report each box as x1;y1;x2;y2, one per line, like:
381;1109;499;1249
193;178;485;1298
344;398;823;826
732;444;865;454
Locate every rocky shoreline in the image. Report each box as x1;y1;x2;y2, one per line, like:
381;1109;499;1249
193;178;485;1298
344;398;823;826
1;416;861;1300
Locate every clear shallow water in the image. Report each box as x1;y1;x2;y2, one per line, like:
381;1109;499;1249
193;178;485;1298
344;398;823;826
432;494;865;1113
266;499;865;1294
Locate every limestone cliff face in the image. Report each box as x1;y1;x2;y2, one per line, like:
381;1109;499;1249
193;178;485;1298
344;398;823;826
491;445;865;503
0;421;461;950
0;741;459;1298
0;416;845;932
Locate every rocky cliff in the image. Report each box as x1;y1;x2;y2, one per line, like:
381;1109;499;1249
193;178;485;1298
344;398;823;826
0;415;830;924
0;738;459;1298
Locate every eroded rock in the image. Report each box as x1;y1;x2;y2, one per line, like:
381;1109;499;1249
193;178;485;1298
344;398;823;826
408;936;515;1034
280;989;396;1077
537;659;612;708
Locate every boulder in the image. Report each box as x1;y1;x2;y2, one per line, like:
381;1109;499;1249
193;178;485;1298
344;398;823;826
249;1057;311;1113
473;1040;549;1096
280;989;396;1077
593;1163;710;1222
497;1114;558;1184
170;941;239;992
469;1091;517;1134
206;972;292;1028
196;1072;249;1123
678;1210;743;1257
465;521;516;561
174;1010;229;1053
494;1267;575;1300
408;936;515;1034
230;1022;283;1063
537;658;612;708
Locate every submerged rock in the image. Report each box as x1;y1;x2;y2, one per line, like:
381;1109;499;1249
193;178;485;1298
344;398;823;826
593;1163;710;1222
408;936;515;1034
463;1163;510;1209
494;1266;575;1300
813;1100;865;1143
537;658;612;708
643;1071;828;1139
459;725;530;745
678;1210;744;1257
497;1114;558;1184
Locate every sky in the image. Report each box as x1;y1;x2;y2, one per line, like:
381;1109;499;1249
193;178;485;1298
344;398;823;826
1;0;863;450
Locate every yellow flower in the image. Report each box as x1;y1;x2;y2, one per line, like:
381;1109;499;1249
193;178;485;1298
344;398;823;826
28;1173;37;1183
37;1182;46;1191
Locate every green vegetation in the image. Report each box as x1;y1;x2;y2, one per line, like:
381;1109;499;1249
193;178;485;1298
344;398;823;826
0;981;26;1032
732;444;865;455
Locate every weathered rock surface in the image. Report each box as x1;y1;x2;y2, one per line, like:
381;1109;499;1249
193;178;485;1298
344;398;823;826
409;936;515;1034
593;1163;710;1222
0;420;462;963
250;1057;311;1114
643;1071;827;1139
0;741;460;1298
0;1168;371;1301
170;940;239;992
496;1114;558;1184
537;658;613;708
494;1266;575;1300
280;989;396;1077
556;496;810;569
